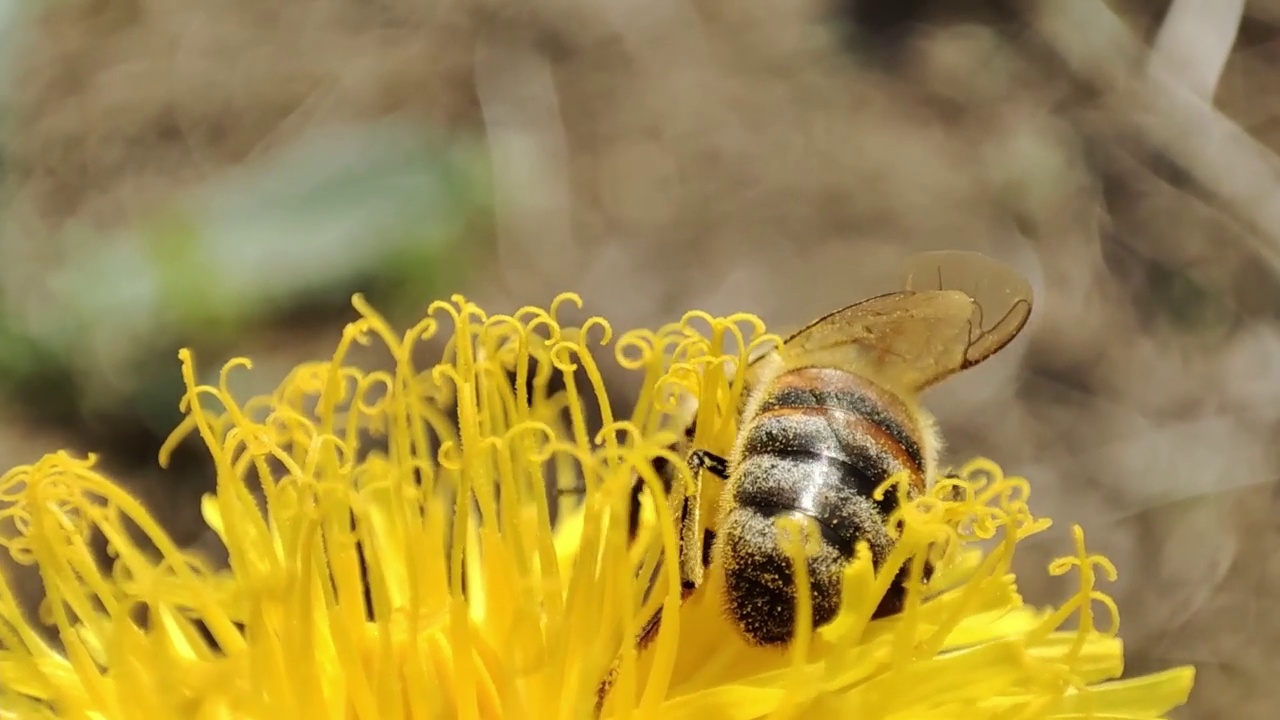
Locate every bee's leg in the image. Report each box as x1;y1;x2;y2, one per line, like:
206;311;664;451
687;449;729;478
677;449;730;595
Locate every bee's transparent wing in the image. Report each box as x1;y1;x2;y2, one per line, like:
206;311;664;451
754;251;1034;393
902;249;1034;367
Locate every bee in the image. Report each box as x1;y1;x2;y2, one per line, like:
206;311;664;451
597;249;1033;710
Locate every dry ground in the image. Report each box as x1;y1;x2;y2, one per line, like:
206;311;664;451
3;0;1280;716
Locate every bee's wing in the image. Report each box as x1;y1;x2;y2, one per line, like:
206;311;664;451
901;250;1034;367
752;251;1033;393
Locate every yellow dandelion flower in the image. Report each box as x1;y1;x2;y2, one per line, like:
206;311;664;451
0;293;1194;719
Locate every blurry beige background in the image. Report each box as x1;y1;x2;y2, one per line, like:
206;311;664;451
2;0;1279;717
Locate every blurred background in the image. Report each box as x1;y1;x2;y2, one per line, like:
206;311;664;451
0;0;1278;716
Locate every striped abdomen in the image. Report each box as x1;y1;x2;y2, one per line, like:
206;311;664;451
718;366;930;646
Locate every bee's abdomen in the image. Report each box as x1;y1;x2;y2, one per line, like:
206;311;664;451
720;368;930;646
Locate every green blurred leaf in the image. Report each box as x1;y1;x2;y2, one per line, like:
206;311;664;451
8;121;492;417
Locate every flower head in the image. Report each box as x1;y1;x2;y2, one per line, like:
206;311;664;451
0;293;1194;719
